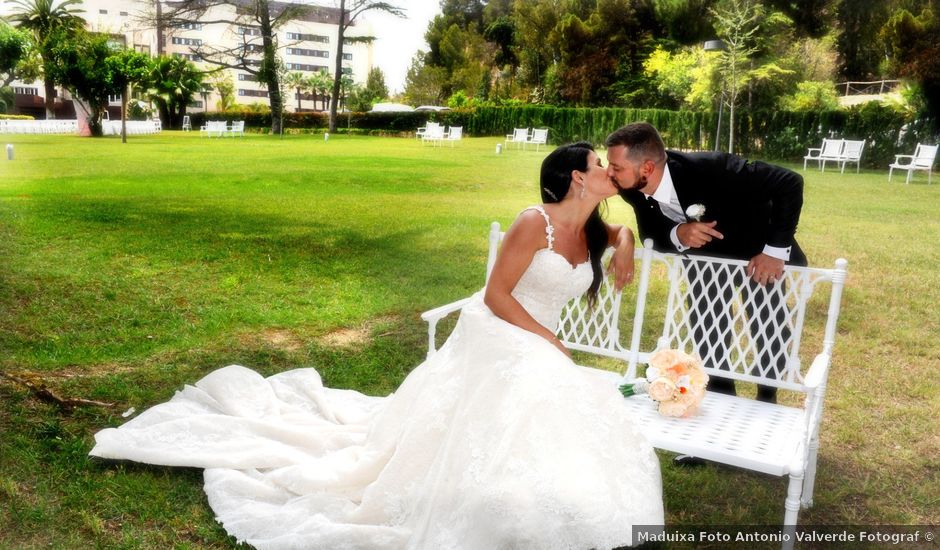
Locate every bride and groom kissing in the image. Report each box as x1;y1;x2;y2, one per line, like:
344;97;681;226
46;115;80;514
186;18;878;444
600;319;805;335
90;122;805;549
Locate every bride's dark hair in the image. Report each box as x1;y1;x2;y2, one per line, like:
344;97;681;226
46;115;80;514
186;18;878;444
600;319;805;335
540;141;608;307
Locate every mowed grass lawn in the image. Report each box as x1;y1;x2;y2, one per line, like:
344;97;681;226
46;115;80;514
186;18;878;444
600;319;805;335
0;132;937;548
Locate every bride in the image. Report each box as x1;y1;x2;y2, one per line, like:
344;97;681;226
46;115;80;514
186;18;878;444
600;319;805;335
90;141;664;549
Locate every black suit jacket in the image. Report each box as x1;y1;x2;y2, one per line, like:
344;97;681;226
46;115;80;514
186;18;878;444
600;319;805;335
620;150;807;265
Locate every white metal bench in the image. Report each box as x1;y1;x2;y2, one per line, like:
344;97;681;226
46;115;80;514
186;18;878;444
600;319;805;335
803;138;844;171
422;223;848;549
889;143;937;184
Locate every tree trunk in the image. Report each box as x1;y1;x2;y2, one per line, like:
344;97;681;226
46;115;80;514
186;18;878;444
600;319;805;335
328;0;346;133
258;1;283;134
43;79;56;119
121;85;128;143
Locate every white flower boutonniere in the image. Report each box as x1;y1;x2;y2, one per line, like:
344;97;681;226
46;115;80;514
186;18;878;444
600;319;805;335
685;203;706;221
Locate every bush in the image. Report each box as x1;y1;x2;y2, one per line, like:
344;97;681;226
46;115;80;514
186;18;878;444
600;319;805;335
190;104;937;166
0;114;34;120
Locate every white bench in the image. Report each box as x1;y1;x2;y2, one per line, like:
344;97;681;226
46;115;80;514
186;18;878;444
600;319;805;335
422;223;848;549
504;127;529;150
889;143;937;184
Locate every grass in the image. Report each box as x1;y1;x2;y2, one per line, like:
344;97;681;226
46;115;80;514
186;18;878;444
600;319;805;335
1;132;938;548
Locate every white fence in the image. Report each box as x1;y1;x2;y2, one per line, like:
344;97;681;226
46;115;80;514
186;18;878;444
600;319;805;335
0;119;163;135
0;119;79;134
103;120;162;135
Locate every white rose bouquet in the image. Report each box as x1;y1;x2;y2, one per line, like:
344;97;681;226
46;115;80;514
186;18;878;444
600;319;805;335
620;349;709;418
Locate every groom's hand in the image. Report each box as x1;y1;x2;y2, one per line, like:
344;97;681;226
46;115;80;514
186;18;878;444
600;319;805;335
747;253;785;286
677;221;723;248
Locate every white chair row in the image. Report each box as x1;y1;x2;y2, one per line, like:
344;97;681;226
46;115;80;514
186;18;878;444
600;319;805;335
802;138;865;173
102;120;162;136
200;120;244;138
420;124;462;146
0;119;79;134
889;143;937;184
505;127;549;151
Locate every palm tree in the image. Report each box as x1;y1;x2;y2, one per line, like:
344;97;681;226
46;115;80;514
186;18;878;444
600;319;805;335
309;70;331;111
146;55;204;129
8;0;85;119
285;71;307;112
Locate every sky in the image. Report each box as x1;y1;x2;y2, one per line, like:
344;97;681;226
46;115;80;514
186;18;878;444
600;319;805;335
361;0;441;95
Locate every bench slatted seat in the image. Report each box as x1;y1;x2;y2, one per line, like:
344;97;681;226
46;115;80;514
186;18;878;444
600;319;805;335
422;223;848;550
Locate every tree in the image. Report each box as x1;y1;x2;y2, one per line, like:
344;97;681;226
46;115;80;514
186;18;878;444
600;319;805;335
402;52;447;105
710;0;762;154
328;0;404;132
44;30;119;136
211;72;236;111
7;0;85;119
285;71;307;112
363;67;388;103
145;55;204;129
106;49;152;143
836;0;891;81
0;22;29;87
155;0;313;134
881;5;940;123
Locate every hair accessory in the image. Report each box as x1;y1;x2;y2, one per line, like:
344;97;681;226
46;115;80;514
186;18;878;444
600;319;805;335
542;187;558;201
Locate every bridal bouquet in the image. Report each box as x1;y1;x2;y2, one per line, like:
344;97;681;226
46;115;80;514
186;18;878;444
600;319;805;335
620;349;709;418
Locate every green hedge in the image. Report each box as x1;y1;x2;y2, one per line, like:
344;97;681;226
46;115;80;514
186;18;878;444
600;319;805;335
192;104;936;166
0;114;35;120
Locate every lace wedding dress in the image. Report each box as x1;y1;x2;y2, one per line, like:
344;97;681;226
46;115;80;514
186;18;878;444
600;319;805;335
91;206;664;549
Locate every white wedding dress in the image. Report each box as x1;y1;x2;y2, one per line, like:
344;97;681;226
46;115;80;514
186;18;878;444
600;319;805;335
91;206;664;549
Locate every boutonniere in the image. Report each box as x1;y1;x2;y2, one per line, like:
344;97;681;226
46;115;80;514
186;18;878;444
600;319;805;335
685;204;706;221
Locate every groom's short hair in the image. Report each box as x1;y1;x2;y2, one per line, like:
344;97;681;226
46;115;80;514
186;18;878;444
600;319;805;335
605;122;666;165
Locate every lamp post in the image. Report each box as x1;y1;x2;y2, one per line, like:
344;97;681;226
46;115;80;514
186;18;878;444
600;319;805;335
703;39;727;152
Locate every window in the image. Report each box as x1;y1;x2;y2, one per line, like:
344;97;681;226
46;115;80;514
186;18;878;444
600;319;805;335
341;67;352;74
238;73;258;81
245;59;262;66
244;44;264;53
99;9;107;14
172;37;203;46
238;89;269;97
13;87;38;95
108;94;122;103
120;11;128;16
189;100;204;108
173;52;201;62
177;21;203;30
237;26;261;36
342;53;352;61
286;32;329;43
134;44;151;54
286;48;328;58
285;63;329;72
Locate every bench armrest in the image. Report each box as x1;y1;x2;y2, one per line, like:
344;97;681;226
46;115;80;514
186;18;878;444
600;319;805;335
805;148;821;155
421;297;473;356
893;154;914;162
803;353;830;391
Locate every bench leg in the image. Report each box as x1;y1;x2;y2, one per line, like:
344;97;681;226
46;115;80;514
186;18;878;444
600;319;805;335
782;470;804;550
802;438;820;508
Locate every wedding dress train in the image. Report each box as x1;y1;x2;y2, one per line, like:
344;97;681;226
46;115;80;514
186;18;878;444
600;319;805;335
91;206;664;549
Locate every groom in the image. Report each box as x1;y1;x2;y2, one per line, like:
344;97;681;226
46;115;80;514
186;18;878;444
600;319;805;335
604;122;806;405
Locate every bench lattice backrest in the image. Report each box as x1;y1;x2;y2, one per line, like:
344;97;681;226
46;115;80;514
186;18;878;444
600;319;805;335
625;245;847;393
484;223;628;361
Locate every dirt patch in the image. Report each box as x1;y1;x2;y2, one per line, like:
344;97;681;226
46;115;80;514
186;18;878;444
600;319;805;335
261;328;304;352
318;315;400;349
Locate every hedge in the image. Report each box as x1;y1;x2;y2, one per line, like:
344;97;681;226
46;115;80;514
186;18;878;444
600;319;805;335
191;104;937;166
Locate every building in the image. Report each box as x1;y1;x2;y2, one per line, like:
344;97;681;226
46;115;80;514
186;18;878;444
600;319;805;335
2;0;374;117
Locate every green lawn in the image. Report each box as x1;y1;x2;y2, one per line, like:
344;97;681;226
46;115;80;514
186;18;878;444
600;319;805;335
1;132;937;548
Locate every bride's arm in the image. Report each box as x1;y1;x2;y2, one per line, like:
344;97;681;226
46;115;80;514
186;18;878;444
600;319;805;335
605;223;636;290
484;211;571;357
